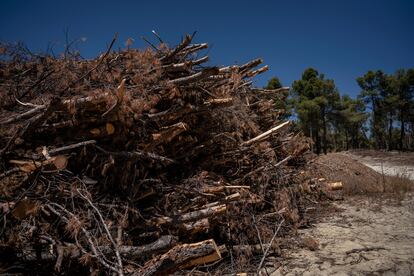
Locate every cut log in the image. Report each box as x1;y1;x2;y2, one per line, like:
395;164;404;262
327;181;343;191
135;239;221;276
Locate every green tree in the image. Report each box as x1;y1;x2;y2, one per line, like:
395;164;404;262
264;77;289;118
265;77;283;90
392;69;414;150
357;70;387;149
291;68;339;154
337;95;369;149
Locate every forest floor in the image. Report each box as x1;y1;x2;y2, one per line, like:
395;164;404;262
268;151;414;276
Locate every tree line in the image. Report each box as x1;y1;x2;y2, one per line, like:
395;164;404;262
266;68;414;153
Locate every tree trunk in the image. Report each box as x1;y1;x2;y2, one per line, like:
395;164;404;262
345;131;349;151
371;96;380;149
400;111;405;151
314;120;321;154
388;115;393;151
322;109;327;154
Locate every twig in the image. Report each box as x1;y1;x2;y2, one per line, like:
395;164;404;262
46;203;120;274
0;167;20;179
151;30;164;44
257;219;284;272
346;246;386;254
60;33;118;92
141;36;160;52
95;145;176;164
48;140;97;155
17;70;55;101
0;105;46;125
77;190;124;276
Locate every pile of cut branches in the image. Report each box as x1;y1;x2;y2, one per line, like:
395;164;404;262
0;33;319;275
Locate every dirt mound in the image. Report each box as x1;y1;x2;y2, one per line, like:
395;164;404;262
307;153;384;194
307;153;413;196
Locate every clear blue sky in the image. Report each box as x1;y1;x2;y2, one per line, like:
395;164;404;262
1;0;413;97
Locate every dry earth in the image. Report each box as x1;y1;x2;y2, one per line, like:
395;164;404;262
269;152;414;276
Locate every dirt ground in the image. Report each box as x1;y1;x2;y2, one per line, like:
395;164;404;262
346;150;414;180
268;152;414;276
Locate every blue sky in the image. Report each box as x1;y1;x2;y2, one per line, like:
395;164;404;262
1;0;413;97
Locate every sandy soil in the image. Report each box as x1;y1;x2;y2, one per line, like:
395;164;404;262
268;152;414;276
345;151;414;180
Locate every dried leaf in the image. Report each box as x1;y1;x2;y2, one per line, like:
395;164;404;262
106;123;115;135
11;199;38;219
52;155;68;170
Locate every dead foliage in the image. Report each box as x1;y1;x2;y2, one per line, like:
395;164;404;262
0;33;320;275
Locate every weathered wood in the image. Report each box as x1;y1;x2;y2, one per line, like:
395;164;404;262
135;239;221;276
181;218;210;234
201;192;241;209
17;236;178;262
241;121;290;146
202;185;250;194
104;235;178;259
169;67;219;85
152;204;226;226
252;87;290;94
162;56;209;72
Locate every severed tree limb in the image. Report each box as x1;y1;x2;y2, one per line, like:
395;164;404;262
246;65;269;78
160;33;194;64
115;235;178;258
18;236;178;262
239;58;263;73
200;193;240;209
47;140;97;155
0;105;46;125
169;67;219;85
135;239;221;276
252;87;290;94
95;146;176;164
241;121;290;146
152;204;226;226
202;185;250;194
162;56;209;72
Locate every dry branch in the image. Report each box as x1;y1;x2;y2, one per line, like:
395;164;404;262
135;239;221;276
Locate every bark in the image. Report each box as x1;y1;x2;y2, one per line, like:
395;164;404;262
388;116;393;151
321;108;327;154
400;114;405;151
135;239;221;276
241;121;290;146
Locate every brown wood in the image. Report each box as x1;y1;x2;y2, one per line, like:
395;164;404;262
135;239;221;276
241;121;290;146
152;204;226;226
